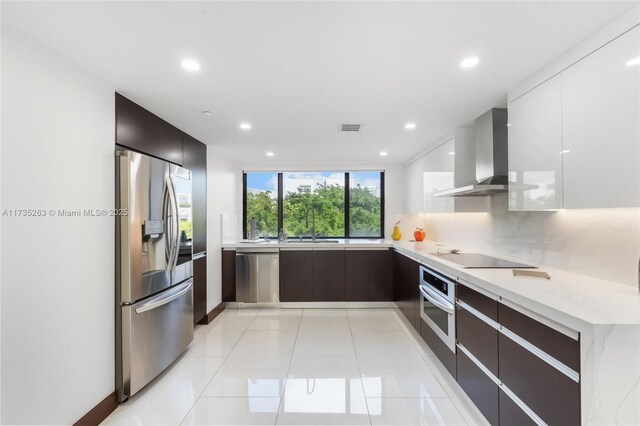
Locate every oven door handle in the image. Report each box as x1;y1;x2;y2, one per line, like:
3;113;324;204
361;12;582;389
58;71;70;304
419;285;455;315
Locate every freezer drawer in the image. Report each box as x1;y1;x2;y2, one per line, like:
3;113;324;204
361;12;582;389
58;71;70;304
236;251;279;303
117;279;193;401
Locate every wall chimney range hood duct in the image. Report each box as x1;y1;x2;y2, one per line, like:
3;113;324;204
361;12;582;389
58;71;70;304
434;108;509;197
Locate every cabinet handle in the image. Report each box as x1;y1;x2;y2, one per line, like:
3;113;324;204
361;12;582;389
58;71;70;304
193;252;206;260
457;343;500;385
457;300;499;330
500;383;548;426
500;326;580;383
457;342;548;426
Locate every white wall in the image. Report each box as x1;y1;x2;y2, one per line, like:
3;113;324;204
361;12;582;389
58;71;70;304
1;26;115;424
206;147;238;310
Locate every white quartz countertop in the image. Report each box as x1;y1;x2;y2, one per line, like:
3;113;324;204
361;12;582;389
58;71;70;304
391;240;640;330
222;238;640;329
222;238;394;249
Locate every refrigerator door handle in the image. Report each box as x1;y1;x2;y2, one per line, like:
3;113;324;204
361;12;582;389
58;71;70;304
135;279;193;314
164;175;180;270
163;178;173;266
168;174;181;271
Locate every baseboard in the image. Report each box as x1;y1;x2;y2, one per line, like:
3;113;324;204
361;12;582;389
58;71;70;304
73;390;117;426
198;302;225;324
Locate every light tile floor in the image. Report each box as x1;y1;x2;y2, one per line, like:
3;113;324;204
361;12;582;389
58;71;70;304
102;308;488;425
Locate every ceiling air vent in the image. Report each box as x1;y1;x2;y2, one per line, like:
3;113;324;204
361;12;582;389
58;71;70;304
340;124;361;132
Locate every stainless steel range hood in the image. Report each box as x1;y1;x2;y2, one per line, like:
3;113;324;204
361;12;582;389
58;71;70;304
435;108;508;198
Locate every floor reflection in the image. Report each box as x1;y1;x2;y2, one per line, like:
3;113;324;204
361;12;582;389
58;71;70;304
282;378;367;415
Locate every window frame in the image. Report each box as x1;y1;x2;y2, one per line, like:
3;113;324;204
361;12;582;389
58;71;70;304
243;171;385;239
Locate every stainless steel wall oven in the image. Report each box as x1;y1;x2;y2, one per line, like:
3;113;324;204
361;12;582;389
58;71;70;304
419;265;456;352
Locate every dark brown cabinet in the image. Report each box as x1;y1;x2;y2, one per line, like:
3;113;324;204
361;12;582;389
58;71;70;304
499;325;581;426
499;390;537;426
115;93;184;165
456;305;498;374
393;251;419;329
312;250;346;301
458;284;497;322
279;249;392;303
346;249;393;301
222;250;236;302
183;135;207;254
420;318;457;377
279;250;313;302
457;286;498;376
192;255;207;325
499;303;580;372
183;135;207;324
456;284;500;426
454;285;581;426
498;302;581;426
457;349;499;426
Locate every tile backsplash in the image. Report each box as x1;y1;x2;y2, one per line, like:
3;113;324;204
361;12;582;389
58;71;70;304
395;197;640;287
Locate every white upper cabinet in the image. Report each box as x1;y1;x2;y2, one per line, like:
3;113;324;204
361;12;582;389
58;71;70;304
561;26;640;208
423;139;455;213
507;5;640;211
404;154;429;214
422;130;489;213
405;129;488;214
508;75;564;211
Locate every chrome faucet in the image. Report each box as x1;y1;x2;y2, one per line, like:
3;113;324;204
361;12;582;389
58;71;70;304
305;207;316;242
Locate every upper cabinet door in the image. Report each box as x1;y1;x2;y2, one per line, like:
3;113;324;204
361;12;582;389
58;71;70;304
424;139;455;213
115;93;184;165
404;155;429;214
561;26;640;208
508;75;563;211
422;134;489;213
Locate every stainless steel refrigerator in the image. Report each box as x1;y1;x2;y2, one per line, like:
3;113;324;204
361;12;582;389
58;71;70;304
115;149;194;402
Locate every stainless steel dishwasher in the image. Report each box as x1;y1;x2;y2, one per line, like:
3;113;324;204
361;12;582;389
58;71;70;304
236;248;280;303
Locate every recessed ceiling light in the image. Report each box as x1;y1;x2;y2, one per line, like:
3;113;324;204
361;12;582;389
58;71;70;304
239;123;252;130
507;123;512;127
626;57;640;66
404;123;417;130
459;56;479;68
181;59;201;72
202;110;213;116
380;151;388;156
266;152;274;157
560;149;571;154
448;152;455;155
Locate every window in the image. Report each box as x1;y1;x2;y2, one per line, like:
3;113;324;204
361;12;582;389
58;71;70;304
348;171;382;237
244;172;278;238
283;172;345;238
243;171;384;239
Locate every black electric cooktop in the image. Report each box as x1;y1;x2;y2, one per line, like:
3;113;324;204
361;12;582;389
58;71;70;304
433;253;536;269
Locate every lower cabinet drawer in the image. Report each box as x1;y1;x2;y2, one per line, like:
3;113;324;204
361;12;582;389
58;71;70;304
456;349;499;426
456;304;498;376
420;318;456;378
499;333;581;425
499;303;580;372
499;389;537;426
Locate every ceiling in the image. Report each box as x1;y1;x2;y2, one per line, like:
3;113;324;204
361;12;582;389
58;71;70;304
2;1;636;165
